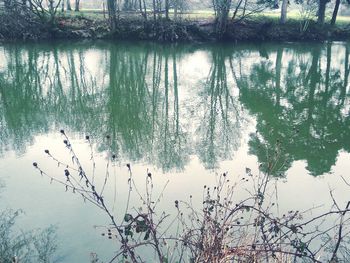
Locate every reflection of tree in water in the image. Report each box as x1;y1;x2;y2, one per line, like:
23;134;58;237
235;42;350;176
0;43;192;172
0;45;50;156
2;42;349;175
152;50;189;171
106;44;152;162
0;210;57;263
0;182;57;262
0;43;105;157
196;47;245;169
103;44;190;171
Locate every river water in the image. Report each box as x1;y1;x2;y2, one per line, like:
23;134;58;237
0;41;349;262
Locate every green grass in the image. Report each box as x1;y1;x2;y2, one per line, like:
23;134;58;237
58;8;350;26
259;11;350;26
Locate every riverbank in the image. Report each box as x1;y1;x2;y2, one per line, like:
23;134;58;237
1;13;350;42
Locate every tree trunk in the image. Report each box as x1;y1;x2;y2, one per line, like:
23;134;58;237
143;0;147;20
139;0;143;18
330;0;340;25
132;0;137;10
165;0;169;20
102;1;106;18
61;0;65;12
138;0;147;20
152;0;156;21
174;1;178;20
67;0;71;10
318;0;327;24
74;0;79;11
280;0;288;24
231;0;244;21
157;0;161;19
215;0;232;38
48;0;55;24
107;0;117;31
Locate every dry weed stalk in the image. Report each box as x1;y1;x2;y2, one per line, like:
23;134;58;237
33;131;350;262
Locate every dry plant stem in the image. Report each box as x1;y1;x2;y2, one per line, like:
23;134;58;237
331;201;350;261
36;132;140;263
87;138;96;185
33;131;350;263
120;167;132;225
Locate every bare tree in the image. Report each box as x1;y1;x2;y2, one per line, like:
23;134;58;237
213;0;232;37
330;0;350;25
280;0;288;23
107;0;117;30
317;0;330;24
165;0;169;19
66;0;71;10
28;0;62;24
74;0;79;11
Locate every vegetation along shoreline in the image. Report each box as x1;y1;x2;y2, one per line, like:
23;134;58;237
1;0;350;42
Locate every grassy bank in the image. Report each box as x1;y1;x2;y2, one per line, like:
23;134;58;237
56;15;350;42
1;10;350;42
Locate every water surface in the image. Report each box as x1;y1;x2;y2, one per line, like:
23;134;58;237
0;41;349;262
